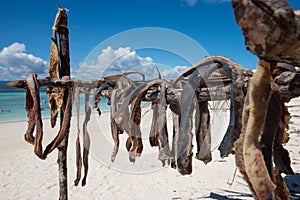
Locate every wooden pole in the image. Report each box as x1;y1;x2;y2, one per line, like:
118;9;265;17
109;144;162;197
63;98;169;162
56;8;70;200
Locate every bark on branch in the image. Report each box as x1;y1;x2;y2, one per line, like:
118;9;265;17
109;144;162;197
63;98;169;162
232;0;300;65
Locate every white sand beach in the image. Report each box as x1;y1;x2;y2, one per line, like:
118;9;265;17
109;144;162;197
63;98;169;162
1;99;300;200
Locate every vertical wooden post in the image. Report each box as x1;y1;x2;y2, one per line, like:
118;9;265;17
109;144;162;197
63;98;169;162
56;8;70;200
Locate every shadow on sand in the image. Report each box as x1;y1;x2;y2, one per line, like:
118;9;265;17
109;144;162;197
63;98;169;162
204;173;300;200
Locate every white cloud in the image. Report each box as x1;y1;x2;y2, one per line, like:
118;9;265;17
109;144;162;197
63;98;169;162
77;46;159;81
0;42;48;80
76;46;190;82
161;65;188;80
182;0;199;7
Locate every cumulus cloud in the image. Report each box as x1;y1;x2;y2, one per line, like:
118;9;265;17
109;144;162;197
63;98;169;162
161;65;188;80
0;42;48;80
77;46;160;81
76;46;190;82
182;0;199;7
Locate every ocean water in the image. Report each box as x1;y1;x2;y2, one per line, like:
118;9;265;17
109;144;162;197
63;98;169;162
0;89;110;122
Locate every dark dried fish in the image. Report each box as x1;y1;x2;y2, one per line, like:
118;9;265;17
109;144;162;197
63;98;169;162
149;101;159;147
126;97;143;162
114;79;166;127
92;81;115;116
26;74;44;159
43;87;73;157
24;86;35;145
274;167;290;200
218;67;245;158
175;60;219;175
157;83;172;165
273;103;294;175
114;79;166;162
260;93;281;181
194;100;211;164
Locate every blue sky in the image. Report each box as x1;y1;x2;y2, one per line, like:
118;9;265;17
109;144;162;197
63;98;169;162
1;0;300;80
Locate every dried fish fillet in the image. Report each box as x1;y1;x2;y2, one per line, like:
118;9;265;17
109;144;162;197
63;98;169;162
242;59;276;199
47;36;63;128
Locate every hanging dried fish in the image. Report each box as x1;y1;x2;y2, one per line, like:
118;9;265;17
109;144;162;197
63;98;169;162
260;93;281;181
110;88;122;162
74;88;82;186
273;102;294;175
174;58;224;175
127;96;143;162
234;93;257;199
114;79;165;127
194;100;211;164
46;9;65;128
114;79;166;162
74;89;91;186
92;81;115;116
149;101;159;147
26;74;44;158
237;59;276;200
157;83;172;165
24;75;73;159
273;167;290;200
81;92;91;186
218;67;246;158
175;70;199;175
24;85;35;145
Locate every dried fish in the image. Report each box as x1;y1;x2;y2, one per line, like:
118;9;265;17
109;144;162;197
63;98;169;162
114;79;166;162
26;74;73;159
46;27;64;128
43;87;73;157
260;93;281;182
194;100;211;164
110;88;122;162
82;92;91;186
149;101;159;147
74;89;90;186
74;88;82;186
24;86;35;145
157;83;172;165
114;79;165;127
26;74;44;158
128;97;143;162
273;167;290;200
273;103;294;175
234;93;257;199
240;59;276;199
92;81;115;116
218;67;246;158
175;59;222;175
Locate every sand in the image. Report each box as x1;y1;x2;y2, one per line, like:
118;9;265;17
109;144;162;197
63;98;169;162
1;100;300;200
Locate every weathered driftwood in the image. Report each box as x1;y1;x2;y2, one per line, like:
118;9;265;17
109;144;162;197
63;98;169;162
232;0;300;66
55;7;71;200
7;78;106;89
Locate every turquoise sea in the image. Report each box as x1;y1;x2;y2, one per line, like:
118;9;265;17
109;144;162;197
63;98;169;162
0;82;110;122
